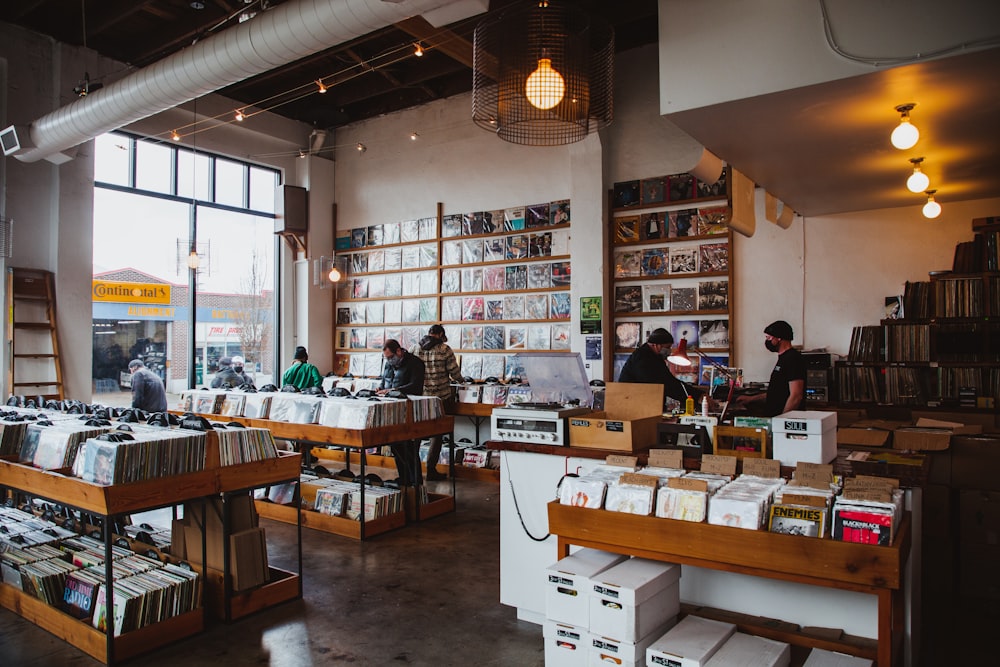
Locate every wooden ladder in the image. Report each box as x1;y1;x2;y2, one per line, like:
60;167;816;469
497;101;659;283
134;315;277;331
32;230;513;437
6;267;65;401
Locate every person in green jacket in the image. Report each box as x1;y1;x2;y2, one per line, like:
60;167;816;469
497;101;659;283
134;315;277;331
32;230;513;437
281;346;323;389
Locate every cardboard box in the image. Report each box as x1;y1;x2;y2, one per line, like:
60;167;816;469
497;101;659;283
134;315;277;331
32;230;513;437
959;490;1000;546
545;548;629;627
543;620;589;667
951;434;1000;490
893;418;982;452
836;420;906;447
802;648;873;666
570;383;663;452
588;557;680;642
704;632;790;666
589;618;676;667
646;615;736;667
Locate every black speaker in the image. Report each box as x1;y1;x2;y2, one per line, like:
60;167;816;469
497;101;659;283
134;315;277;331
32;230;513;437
275;184;308;233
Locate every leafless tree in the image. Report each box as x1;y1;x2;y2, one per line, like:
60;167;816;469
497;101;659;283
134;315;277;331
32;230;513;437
235;248;272;381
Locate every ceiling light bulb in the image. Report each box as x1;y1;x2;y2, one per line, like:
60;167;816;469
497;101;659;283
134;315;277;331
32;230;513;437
235;109;244;121
327;266;342;283
414;43;424;57
922;190;941;219
298;150;306;159
891;104;919;150
525;57;565;110
356;143;366;153
410;132;419;141
171;130;181;141
906;158;929;193
316;79;327;94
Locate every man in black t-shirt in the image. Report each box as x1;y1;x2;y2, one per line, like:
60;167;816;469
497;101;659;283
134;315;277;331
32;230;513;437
738;320;806;417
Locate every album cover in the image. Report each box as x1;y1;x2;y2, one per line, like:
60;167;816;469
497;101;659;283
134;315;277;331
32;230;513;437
506;234;528;260
615;285;642;313
641;248;668;276
696;206;731;235
550;199;570;225
505;357;528;384
442;214;462;238
350;303;366;323
337;307;351;325
383;247;402;271
483;325;505;350
461;326;483;350
669;246;698;274
550;261;571;287
401;246;420;269
366;328;385;351
419;298;437;322
525;294;548;320
481;354;506;381
367;224;383;246
615;216;639;244
505;264;527;291
615;321;641;349
640;211;665;240
612;180;640;208
350;327;367;349
441;269;460;294
418;244;438;268
614;250;641;278
383;274;402;299
384;327;402;349
367;275;385;298
528;232;552;257
368;249;386;273
671;208;696;237
483;237;506;262
402;299;421;323
351;227;367;248
696;169;728;199
668;173;696;202
352;277;368;299
699;354;730;387
698;280;729;310
504;207;525;231
417;217;437;240
485;298;503;320
462;296;484;321
441;241;462;266
401;326;422;352
550;292;571;320
643;284;670;312
365;301;384;324
525;203;550;228
461;267;483;292
506;326;527;350
670;320;700;348
586;336;603;360
641;176;668;205
699;242;729;273
483;265;506;291
460;355;483;380
382;222;401;245
400;273;418;296
551;323;570;350
400;219;419;243
462;239;484;264
383;300;402;324
483;210;502;234
699;319;730;348
527;263;551;289
351;252;368;273
670;286;697;312
503;295;525;320
527;324;550;350
463;212;485;236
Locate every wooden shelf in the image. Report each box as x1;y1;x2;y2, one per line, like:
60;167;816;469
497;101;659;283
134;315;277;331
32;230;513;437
0;573;204;664
202;565;301;621
547;501;910;666
255;499;407;539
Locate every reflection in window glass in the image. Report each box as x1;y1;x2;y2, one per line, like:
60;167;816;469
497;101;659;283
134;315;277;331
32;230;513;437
135;141;174;194
249;166;278;213
177;150;212;202
94;134;131;186
215;159;246;208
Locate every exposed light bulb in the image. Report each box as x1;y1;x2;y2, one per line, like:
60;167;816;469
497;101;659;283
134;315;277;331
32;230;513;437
234;109;244;122
171;130;181;141
356;143;366;153
298;150;306;159
906;158;929;193
316;79;327;94
525;57;565;110
922;190;941;219
891;104;919;150
414;43;424;57
327;266;342;283
186;251;200;270
410;132;419;141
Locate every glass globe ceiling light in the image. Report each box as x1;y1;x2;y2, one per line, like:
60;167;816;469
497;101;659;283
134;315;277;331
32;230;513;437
906;157;930;193
525;54;565;110
891;103;919;150
922;190;941;219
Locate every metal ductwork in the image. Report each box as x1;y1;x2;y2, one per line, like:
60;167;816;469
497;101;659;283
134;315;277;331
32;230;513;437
15;0;488;163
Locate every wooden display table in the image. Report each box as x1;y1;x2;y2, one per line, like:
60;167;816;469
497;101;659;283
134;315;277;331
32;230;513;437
547;501;910;666
453;402;493;447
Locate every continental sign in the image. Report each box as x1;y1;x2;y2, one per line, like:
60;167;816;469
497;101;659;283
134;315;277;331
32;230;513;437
92;280;171;305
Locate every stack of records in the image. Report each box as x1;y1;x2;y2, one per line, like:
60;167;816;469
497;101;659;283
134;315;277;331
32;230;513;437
19;421;115;470
73;426;208;485
215;427;279;466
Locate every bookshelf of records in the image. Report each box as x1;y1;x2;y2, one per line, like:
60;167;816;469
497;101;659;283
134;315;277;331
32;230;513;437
334;200;572;388
0;403;302;662
608;170;734;389
837;222;1000;407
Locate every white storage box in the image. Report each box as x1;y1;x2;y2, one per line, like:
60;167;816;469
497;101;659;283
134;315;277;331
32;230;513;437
802;648;873;666
543;619;589;667
646;615;736;667
772;410;838;466
589;618;677;667
589;558;681;642
545;549;629;627
704;632;790;666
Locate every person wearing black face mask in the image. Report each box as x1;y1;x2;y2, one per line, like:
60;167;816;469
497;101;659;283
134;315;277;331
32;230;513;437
739;320;806;417
617;328;699;407
377;339;426;485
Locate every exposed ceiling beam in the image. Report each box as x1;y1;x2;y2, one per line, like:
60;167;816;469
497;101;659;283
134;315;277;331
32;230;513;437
394;15;497;80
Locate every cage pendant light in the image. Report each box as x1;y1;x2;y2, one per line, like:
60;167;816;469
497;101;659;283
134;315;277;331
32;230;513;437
472;0;614;146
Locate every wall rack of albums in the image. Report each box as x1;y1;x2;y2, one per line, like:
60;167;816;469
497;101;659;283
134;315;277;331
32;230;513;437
0;401;301;663
178;387;450;539
610;171;733;390
334;200;572;383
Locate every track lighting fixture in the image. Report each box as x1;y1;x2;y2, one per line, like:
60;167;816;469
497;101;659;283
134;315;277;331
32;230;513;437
171;130;181;141
922;190;941;219
234;109;245;122
906;158;929;193
891;103;919;150
410;132;419;141
414;43;424;57
316;79;328;94
356;143;366;153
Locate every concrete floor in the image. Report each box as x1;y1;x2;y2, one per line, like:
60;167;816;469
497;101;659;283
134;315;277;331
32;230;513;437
0;477;547;666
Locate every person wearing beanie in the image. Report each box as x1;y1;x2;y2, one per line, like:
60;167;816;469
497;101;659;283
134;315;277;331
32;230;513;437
738;320;806;416
211;356;241;389
281;346;323;390
618;327;700;406
412;324;464;481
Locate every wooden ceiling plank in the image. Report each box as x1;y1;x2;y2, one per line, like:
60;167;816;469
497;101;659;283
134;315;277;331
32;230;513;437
90;0;157;36
394;15;497;80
